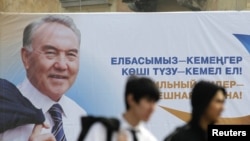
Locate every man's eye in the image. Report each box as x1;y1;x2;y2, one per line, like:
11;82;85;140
67;53;77;57
44;51;57;59
45;51;56;54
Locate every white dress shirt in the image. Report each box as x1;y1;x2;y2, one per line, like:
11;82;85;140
84;115;158;141
0;78;87;141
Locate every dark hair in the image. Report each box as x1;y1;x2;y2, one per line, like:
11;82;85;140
190;80;227;125
124;75;160;110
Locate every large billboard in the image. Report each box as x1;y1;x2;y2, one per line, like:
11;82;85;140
0;12;250;140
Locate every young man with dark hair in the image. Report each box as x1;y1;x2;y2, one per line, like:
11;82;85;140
84;75;160;141
164;80;227;141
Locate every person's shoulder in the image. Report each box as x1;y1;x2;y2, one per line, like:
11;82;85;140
63;96;87;115
164;124;192;141
83;122;108;141
140;125;158;141
90;122;107;131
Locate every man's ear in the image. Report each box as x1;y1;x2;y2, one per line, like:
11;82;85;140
21;48;30;70
127;94;136;108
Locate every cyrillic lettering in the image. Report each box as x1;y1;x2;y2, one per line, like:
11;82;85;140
163;57;169;64
145;57;153;64
216;57;224;65
154;57;162;64
186;56;242;65
187;57;193;64
230;81;236;88
111;57;117;65
186;67;221;75
209;56;215;64
125;57;131;64
131;57;138;64
172;57;178;64
138;57;144;64
236;56;242;64
225;67;242;75
118;57;125;64
122;68;149;75
167;82;173;88
159;81;166;88
160;92;191;99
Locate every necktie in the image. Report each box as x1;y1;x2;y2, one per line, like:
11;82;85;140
130;129;138;141
49;104;67;141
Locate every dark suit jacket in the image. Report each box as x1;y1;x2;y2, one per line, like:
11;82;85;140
0;78;45;133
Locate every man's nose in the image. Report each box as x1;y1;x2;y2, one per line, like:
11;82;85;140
54;56;68;70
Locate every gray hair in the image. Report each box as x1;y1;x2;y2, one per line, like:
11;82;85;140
23;15;81;51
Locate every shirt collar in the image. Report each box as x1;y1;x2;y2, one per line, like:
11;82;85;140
119;113;144;132
57;95;69;118
17;77;68;117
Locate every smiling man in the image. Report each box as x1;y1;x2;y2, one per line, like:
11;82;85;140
0;15;86;141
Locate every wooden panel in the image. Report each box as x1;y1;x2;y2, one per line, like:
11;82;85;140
205;0;248;10
246;0;250;9
65;5;111;12
0;0;3;12
1;0;250;12
117;0;133;12
1;0;64;12
236;0;247;10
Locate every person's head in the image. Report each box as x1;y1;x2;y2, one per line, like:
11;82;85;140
124;75;160;122
190;80;226;125
21;15;81;101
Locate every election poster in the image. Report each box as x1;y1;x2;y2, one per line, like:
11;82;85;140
0;11;250;140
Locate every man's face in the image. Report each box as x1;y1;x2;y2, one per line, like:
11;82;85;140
204;90;225;123
22;22;79;101
133;97;156;122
